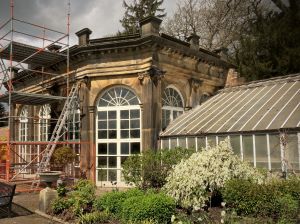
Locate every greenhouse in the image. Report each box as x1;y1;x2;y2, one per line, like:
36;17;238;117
160;74;300;172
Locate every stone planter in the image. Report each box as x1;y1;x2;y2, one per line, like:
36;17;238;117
38;171;62;188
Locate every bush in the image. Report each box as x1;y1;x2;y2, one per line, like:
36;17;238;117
222;179;299;221
94;188;143;214
51;146;76;166
122;147;194;189
121;192;176;224
51;197;72;214
163;140;264;210
78;211;110;224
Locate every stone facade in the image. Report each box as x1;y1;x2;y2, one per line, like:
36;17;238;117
11;17;232;186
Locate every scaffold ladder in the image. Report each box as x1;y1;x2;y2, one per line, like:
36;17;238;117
29;82;80;190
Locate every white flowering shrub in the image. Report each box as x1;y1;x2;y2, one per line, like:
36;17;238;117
163;139;264;210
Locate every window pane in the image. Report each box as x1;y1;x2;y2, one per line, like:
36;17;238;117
131;142;140;154
130;130;140;138
286;134;299;170
161;139;169;149
98;143;107;154
98;130;107;139
98;111;106;119
130;120;140;129
108;170;117;181
121;156;128;165
109;120;116;129
108;111;116;119
98;169;107;181
170;138;177;148
178;138;186;148
197;137;206;150
121;120;129;129
243;135;254;164
121;110;129;119
255;135;268;169
207;136;216;147
269;134;281;169
130;110;140;119
108;157;117;168
121;130;129;138
98;157;107;168
121;143;129;154
187;137;195;149
108;143;117;155
230;135;240;156
108;130;117;139
98;121;107;129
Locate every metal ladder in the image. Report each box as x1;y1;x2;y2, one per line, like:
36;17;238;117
31;82;80;190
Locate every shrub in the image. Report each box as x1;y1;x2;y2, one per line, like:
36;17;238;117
57;182;67;197
163;140;264;210
94;188;143;214
78;211;110;224
51;146;76;166
222;179;299;221
51;197;72;214
122;147;194;189
121;192;175;224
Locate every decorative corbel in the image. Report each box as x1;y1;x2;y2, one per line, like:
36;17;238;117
138;65;165;86
189;78;202;91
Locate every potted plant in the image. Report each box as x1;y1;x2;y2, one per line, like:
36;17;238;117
51;146;76;174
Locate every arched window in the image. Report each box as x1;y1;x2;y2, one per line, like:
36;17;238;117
38;104;51;142
19;106;29;167
162;87;184;130
96;86;141;186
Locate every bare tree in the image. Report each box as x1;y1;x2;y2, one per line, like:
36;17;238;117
162;0;259;51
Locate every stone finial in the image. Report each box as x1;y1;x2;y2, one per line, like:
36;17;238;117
75;28;92;45
187;33;200;50
139;16;162;37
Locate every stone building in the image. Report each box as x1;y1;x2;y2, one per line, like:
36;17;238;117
4;17;231;186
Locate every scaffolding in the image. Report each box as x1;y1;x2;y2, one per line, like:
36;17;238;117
0;0;81;191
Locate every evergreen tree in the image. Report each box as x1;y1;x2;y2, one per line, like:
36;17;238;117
120;0;166;34
233;0;300;80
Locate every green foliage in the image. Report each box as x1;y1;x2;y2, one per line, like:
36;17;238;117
78;211;110;224
51;146;76;166
122;147;194;189
163;140;264;210
0;103;7;127
121;192;176;224
51;197;72;214
50;179;96;216
222;178;299;222
94;188;143;215
57;183;67;197
120;0;166;33
233;0;300;80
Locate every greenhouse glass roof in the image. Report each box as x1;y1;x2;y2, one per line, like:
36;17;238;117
161;74;300;137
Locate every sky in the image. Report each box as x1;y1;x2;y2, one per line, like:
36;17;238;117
0;0;178;47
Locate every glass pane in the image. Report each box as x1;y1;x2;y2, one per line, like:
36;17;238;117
98;111;106;119
170;138;177;148
255;135;268;169
108;130;117;139
108;111;116;119
121;143;129;154
197;137;206;150
269;134;281;169
130;120;140;129
108;143;117;155
98;121;107;129
121;130;129;138
130;110;140;119
109;120;116;129
98;169;107;181
243;135;254;164
121;110;129;119
108;170;117;181
161;139;169;149
131;142;140;154
108;157;117;168
98;143;107;154
187;137;195;149
98;130;107;139
230;135;241;156
207;136;216;147
218;136;227;143
98;157;107;168
286;134;299;170
178;138;186;148
130;130;140;138
121;120;129;129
